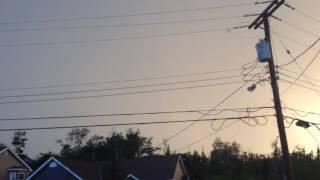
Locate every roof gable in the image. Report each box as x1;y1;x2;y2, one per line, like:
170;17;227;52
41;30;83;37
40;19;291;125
177;156;189;177
27;157;82;180
0;147;32;172
126;174;140;180
0;146;6;152
120;155;180;180
50;155;185;180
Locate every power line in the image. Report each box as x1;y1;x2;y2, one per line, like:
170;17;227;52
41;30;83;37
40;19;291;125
306;129;320;145
279;72;320;89
273;33;320;94
272;31;316;48
0;16;244;32
0;27;236;47
280;49;320;94
0;81;244;105
0;3;256;25
0;75;241;99
294;9;320;26
279;72;320;92
156;70;257;148
284;107;320;117
0;106;273;122
279;67;320;84
280;78;320;93
284;3;320;26
0;68;243;92
285;116;320;126
277;37;320;66
176;120;240;152
279;19;320;38
0;115;275;132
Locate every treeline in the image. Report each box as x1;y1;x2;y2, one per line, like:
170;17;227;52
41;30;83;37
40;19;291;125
182;139;320;180
3;128;320;180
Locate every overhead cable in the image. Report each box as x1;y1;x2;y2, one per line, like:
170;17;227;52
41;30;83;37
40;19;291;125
0;81;244;105
0;16;244;32
0;106;274;122
0;3;255;25
0;75;241;99
0;27;236;47
176;120;241;152
156;69;258;148
278;37;320;66
0;115;275;132
284;3;320;26
0;68;242;92
280;49;320;94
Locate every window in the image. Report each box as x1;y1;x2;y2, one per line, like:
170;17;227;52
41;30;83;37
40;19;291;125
9;172;16;180
49;162;57;168
9;172;26;180
17;172;25;180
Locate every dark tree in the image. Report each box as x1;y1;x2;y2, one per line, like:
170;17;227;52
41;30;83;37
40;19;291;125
11;131;27;154
57;128;90;158
56;128;159;161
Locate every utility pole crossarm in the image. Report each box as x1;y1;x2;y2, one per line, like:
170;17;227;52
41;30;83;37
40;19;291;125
248;0;285;29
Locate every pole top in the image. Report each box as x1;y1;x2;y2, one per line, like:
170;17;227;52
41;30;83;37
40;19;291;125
248;0;285;29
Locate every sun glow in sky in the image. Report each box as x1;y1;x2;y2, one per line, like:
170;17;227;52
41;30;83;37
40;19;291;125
0;0;320;157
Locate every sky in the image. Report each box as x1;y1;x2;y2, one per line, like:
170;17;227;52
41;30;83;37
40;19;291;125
0;0;320;158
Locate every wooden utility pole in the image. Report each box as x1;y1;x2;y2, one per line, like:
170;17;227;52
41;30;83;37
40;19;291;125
248;1;295;180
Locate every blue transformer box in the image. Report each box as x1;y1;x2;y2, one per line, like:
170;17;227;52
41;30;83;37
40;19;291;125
256;39;271;63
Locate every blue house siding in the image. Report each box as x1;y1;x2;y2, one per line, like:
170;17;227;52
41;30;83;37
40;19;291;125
28;164;79;180
27;157;82;180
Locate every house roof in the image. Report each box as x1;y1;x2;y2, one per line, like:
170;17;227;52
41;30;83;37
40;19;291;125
0;146;6;151
27;157;82;180
60;155;183;180
120;155;180;180
0;147;32;172
59;159;111;180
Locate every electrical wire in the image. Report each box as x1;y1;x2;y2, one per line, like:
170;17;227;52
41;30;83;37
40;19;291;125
177;114;272;152
280;49;320;94
280;78;320;94
193;106;274;116
279;72;320;90
277;37;320;66
210;61;262;131
279;19;320;38
176;120;241;152
306;129;320;145
273;32;320;94
0;106;273;122
281;100;299;128
0;81;244;105
283;107;320;117
279;67;320;84
0;2;256;25
0;16;244;32
272;31;316;48
0;115;275;132
0;27;236;47
156;70;258;148
0;75;241;99
284;3;320;26
0;68;243;92
285;116;320;126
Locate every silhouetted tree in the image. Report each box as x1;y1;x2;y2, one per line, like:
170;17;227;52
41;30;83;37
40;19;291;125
11;131;27;154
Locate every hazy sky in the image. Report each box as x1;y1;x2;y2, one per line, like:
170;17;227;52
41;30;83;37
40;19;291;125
0;0;320;158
